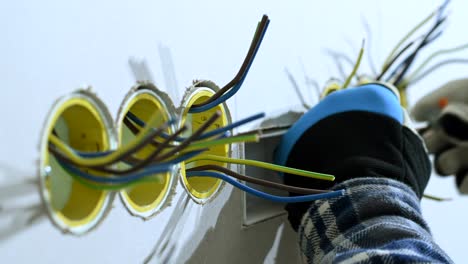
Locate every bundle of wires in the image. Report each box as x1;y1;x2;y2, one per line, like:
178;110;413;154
48;109;344;203
377;0;468;91
188;15;270;113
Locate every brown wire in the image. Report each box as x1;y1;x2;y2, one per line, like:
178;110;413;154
376;37;419;81
88;125;188;174
190;15;269;108
123;116;177;148
48;119;171;169
187;165;330;195
120;130;260;166
49;111;221;175
151;111;221;162
48;127;183;175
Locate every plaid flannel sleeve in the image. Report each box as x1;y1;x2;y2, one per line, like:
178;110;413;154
298;177;453;264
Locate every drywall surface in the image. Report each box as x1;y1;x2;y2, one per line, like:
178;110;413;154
1;0;467;263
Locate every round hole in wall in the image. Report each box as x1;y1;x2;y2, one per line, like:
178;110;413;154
39;90;116;235
117;84;177;219
179;82;231;203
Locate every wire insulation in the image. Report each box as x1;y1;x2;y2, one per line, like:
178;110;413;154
187;165;329;194
126;111;265;141
404;42;468;85
409;58;468;84
342;40;365;89
186;171;344;203
53;149;205;184
189;15;270;113
382;10;436;69
186;154;334;181
48;116;175;167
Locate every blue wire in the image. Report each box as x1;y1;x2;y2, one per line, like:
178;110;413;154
72;127;228;159
438;0;450;21
126;112;185;142
197;112;265;140
74;110;263;158
188;19;270;114
72;117;179;158
57;150;205;184
126;111;265;141
76;150;112;158
186;171;345;203
59;160;170;183
126;111;146;127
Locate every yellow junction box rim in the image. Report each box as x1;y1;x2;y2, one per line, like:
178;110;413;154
118;89;175;218
39;91;116;235
179;87;230;202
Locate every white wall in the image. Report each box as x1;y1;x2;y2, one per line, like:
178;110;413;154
1;0;467;263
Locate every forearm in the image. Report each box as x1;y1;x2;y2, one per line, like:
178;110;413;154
298;178;453;264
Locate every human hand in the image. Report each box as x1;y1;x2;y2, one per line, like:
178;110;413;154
275;82;431;230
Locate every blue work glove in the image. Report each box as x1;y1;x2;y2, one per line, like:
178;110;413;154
275;83;431;231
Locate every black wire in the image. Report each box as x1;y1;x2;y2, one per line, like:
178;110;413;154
376;39;418;81
392;16;447;86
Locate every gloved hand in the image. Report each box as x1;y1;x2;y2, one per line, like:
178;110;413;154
275;83;431;231
412;78;468;195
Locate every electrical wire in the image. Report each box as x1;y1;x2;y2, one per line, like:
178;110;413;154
192;16;265;107
324;49;354;67
392;15;447;86
186;154;334;181
116;132;258;167
125;114;231;149
49;122;186;175
423;193;452;201
190;15;269;108
403;42;468;85
197;112;264;140
149;111;222;163
124;116;177;148
324;49;355;80
93;125;188;174
285;67;311;110
58;158;164;191
377;37;421;81
300;59;321;102
56;117;258;172
361;16;377;76
382;2;450;82
183;133;259;152
341;40;365;89
53;149;206;184
49;134;178;175
126;112;184;143
387;18;443;85
381;9;436;69
49;111;219;169
409;58;468;85
187;165;329;195
438;0;451;21
126;116;231;149
126;111;265;141
186;171;344;203
188;15;270;113
48;114;175;167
